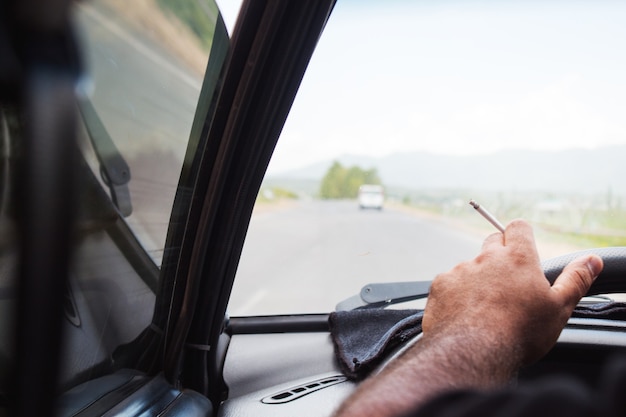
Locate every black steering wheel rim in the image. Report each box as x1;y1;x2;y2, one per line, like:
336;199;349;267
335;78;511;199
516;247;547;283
542;247;626;295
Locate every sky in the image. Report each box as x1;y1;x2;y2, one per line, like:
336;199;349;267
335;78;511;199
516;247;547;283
216;1;626;174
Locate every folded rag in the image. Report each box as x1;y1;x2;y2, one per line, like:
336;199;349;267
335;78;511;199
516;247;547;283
329;302;626;381
328;309;423;380
572;301;626;320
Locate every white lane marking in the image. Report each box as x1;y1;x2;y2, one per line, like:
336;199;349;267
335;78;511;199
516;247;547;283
77;3;203;91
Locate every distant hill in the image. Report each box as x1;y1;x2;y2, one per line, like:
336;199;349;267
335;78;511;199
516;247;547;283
267;146;626;196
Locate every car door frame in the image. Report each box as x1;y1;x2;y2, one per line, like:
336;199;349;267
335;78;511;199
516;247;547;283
159;0;337;406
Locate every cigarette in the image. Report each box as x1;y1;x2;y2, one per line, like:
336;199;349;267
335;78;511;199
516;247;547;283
469;200;505;233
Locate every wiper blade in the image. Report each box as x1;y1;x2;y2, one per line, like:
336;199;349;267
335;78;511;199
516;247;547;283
78;98;132;216
336;281;431;311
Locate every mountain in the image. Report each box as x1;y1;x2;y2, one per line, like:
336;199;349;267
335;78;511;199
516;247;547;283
267;146;626;196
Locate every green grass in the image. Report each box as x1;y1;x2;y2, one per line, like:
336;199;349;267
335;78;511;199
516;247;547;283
398;190;626;250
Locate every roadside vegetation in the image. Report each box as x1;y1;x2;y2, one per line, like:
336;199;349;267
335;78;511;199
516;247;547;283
395;188;626;249
319;161;382;199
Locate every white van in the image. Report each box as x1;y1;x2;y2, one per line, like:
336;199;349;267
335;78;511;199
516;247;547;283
358;184;384;210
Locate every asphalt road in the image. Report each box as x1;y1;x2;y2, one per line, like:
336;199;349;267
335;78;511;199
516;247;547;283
229;200;484;315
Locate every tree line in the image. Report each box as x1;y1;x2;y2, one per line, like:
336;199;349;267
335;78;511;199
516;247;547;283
319;161;382;199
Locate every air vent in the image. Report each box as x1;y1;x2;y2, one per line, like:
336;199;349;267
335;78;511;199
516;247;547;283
261;375;347;404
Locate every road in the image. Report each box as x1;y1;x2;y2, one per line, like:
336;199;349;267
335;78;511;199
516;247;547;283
229;200;484;315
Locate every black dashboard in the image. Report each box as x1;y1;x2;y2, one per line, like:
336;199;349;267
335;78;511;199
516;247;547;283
219;315;626;417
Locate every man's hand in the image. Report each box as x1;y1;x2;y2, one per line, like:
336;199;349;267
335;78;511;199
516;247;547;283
334;219;603;417
423;219;603;366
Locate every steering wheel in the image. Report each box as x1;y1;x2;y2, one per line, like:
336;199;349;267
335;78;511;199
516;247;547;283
542;247;626;295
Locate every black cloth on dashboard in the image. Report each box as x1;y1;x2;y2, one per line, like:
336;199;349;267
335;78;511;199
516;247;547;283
402;354;626;417
572;301;626;320
328;309;423;380
329;302;626;381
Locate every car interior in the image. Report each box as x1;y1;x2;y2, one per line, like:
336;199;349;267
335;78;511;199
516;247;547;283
2;0;626;416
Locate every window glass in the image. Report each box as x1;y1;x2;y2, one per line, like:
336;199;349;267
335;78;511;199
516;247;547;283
229;0;626;315
75;0;218;264
0;0;224;389
0;0;227;392
63;0;221;385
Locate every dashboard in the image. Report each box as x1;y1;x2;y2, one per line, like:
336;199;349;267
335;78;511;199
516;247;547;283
219;315;626;416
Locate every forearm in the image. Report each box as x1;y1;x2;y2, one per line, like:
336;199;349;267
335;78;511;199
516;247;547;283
333;328;521;417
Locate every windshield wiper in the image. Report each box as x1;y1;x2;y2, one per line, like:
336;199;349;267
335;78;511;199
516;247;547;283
336;281;431;311
78;98;132;217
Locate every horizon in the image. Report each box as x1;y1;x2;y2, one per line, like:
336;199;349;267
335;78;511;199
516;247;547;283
267;143;626;177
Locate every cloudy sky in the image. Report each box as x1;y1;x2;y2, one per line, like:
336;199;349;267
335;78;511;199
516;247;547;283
217;1;626;174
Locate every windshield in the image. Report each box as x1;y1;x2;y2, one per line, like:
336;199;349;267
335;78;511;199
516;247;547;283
229;0;626;316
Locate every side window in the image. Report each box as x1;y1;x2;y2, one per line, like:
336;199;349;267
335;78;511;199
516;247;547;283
75;0;219;264
56;0;224;387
